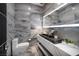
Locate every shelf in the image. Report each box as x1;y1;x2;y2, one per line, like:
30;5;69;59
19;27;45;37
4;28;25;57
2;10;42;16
43;24;79;28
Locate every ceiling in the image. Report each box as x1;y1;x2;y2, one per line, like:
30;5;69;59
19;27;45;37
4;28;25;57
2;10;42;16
31;3;46;7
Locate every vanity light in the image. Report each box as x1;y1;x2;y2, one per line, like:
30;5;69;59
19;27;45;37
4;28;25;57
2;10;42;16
43;24;79;28
44;3;68;18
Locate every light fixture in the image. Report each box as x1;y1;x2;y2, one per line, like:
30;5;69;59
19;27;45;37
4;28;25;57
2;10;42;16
28;6;31;11
44;3;68;18
43;24;79;28
72;7;75;10
28;39;31;41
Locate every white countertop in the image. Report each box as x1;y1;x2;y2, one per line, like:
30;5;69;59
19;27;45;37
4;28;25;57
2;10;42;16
37;35;79;56
55;42;79;56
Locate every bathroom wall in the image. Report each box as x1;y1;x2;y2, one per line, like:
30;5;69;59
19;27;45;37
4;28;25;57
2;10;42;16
7;3;15;55
31;13;42;27
15;4;31;43
14;3;42;42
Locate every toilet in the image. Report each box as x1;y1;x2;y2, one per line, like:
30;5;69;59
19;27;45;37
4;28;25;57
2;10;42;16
12;38;29;56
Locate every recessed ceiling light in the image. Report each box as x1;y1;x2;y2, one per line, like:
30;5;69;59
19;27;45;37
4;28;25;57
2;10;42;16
28;7;31;10
72;7;75;10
